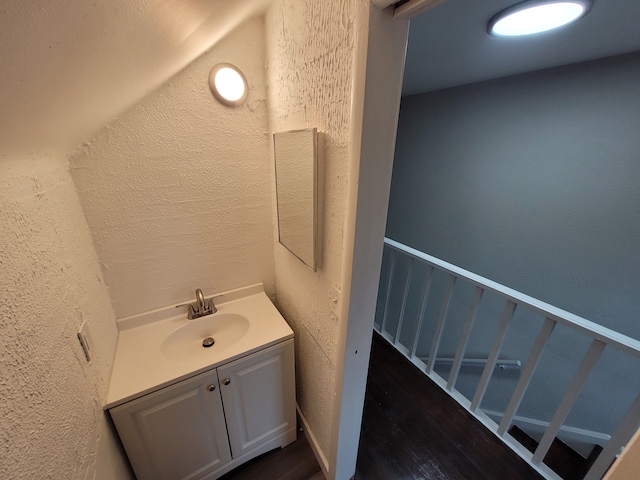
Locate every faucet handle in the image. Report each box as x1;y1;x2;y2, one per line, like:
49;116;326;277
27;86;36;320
175;303;196;319
206;294;223;314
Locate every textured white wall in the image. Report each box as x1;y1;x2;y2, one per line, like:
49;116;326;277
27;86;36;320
0;156;131;479
265;0;356;463
0;0;270;159
70;17;274;318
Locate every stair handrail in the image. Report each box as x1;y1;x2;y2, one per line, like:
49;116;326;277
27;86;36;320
378;237;640;480
384;237;640;356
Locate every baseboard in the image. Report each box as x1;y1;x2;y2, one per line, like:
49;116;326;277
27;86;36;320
297;403;330;477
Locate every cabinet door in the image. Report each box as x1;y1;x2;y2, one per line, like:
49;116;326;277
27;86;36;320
110;370;232;480
218;340;296;458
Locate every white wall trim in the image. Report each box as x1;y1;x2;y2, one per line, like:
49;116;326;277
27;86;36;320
329;2;410;479
297;404;330;476
394;0;450;19
372;0;396;8
328;1;371;474
329;1;451;478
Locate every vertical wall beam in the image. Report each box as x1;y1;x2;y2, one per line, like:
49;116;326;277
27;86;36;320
329;3;410;479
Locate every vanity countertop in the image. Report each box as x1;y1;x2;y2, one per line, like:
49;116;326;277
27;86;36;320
105;284;293;409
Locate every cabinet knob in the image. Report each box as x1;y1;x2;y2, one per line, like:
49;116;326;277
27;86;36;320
208;384;216;392
223;378;231;386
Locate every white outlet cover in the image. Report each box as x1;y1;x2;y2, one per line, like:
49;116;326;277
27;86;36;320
330;285;340;314
77;320;93;362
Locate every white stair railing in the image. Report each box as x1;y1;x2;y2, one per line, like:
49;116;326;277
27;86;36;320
374;237;640;480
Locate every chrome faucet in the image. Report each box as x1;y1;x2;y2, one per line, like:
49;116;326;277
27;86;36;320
175;289;222;319
196;288;206;313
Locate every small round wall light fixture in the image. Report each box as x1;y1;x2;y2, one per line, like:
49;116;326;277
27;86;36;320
488;0;591;37
209;63;248;106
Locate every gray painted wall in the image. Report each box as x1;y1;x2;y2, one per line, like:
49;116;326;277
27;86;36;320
384;51;640;445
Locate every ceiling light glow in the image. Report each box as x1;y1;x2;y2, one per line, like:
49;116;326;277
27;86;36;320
215;68;244;101
209;63;248;106
489;1;589;37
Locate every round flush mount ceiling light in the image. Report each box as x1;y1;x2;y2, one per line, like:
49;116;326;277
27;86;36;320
488;1;590;37
209;63;248;106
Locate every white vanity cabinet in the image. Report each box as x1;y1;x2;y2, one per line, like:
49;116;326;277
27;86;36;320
110;369;232;480
219;339;296;459
110;339;296;480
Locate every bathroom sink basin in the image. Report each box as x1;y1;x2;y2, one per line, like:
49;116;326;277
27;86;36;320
105;284;295;409
161;313;250;361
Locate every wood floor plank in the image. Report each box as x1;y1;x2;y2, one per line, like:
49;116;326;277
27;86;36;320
354;332;544;480
218;429;322;480
308;472;326;480
218;331;542;480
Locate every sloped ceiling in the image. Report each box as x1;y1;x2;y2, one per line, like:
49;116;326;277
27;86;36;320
403;0;640;95
0;0;270;159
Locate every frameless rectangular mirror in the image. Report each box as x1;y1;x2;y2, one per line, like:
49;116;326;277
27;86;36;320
273;128;320;271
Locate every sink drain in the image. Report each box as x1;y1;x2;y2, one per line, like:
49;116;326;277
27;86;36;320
202;337;215;348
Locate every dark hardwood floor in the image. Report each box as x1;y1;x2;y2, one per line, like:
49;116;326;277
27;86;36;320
221;331;542;480
354;332;543;480
218;430;323;480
